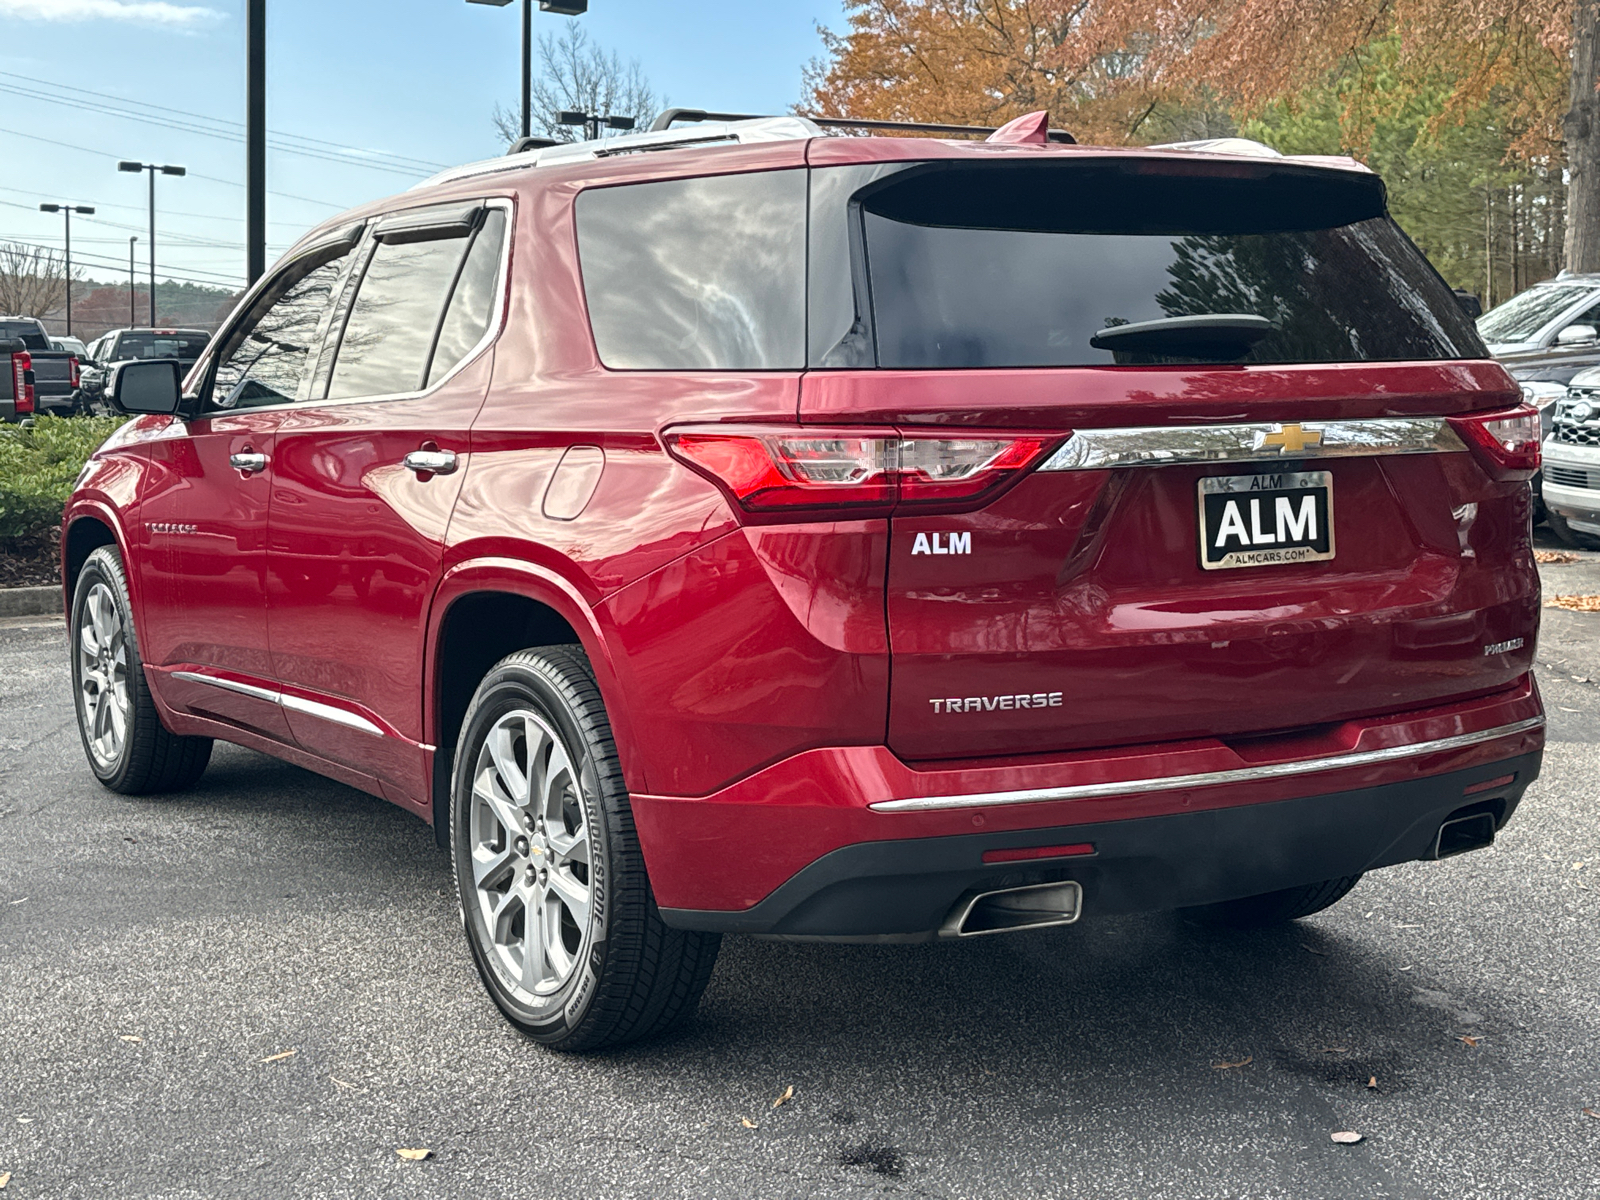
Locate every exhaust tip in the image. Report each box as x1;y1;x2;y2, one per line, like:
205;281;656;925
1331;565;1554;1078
1433;811;1497;859
941;880;1083;938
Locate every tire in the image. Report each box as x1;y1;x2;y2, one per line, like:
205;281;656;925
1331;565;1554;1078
1181;874;1363;930
450;645;720;1051
1546;509;1600;550
70;546;213;794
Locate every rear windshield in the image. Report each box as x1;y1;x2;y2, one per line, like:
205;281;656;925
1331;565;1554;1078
822;162;1485;369
115;332;210;360
0;320;50;351
1476;284;1597;344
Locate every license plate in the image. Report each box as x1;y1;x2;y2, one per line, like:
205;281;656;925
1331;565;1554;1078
1198;471;1334;570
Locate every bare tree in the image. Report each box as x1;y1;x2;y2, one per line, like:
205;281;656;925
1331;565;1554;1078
0;242;75;320
492;24;660;146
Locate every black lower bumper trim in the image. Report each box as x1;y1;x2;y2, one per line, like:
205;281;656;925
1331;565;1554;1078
659;752;1539;940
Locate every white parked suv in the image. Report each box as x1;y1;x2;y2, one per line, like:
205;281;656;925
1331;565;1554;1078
1542;366;1600;547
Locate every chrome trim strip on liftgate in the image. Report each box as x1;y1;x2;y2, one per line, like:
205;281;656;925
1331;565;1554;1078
170;670;384;738
869;717;1545;813
1037;418;1466;472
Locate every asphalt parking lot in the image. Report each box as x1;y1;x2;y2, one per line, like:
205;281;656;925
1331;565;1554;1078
2;550;1599;1200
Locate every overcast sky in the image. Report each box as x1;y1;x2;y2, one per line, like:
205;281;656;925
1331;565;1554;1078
0;0;844;292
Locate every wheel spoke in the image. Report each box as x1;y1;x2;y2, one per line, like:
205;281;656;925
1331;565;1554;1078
487;722;529;805
523;894;552;991
545;866;591;931
90;590;114;650
547;823;588;868
537;733;576;823
471;767;526;838
79;622;100;659
471;840;517;889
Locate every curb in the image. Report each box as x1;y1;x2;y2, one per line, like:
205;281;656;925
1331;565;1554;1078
0;586;63;618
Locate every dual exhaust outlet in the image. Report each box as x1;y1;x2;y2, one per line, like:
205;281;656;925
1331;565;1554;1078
940;807;1496;938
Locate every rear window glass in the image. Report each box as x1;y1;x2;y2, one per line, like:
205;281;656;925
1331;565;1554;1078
576;170;806;370
114;332;210;360
829;163;1484;369
0;320;50;351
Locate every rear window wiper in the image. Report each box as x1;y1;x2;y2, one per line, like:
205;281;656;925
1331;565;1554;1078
1089;314;1276;358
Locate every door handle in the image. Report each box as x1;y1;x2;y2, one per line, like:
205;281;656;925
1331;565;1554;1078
402;449;458;476
230;451;269;474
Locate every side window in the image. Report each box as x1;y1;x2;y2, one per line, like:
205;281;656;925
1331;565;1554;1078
575;170;807;370
326;232;474;400
426;209;507;387
209;251;352;410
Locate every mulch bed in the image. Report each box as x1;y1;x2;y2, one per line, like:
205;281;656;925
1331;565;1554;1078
0;530;60;589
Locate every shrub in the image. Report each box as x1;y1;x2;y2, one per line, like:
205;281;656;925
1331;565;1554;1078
0;415;129;541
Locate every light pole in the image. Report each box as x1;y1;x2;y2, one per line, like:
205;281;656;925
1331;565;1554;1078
117;160;186;326
129;237;138;327
466;0;588;141
247;0;266;285
38;203;95;336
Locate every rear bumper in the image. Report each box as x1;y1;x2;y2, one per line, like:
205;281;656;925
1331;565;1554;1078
638;677;1544;936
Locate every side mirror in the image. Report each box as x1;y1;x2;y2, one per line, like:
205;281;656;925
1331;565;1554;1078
1556;324;1598;347
108;358;183;415
1453;289;1483;320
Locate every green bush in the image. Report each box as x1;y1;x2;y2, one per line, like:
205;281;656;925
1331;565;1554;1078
0;415;130;541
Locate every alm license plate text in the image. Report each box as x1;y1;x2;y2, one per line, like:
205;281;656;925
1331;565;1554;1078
1198;471;1334;570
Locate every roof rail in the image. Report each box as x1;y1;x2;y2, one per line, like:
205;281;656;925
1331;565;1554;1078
651;107;1076;145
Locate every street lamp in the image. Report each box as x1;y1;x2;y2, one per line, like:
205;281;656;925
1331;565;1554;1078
558;110;634;141
117;160;186;326
38;203;95;336
466;0;588;141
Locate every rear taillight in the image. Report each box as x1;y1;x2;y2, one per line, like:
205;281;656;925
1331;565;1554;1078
68;355;80;388
1448;406;1541;479
11;352;34;415
664;427;1056;519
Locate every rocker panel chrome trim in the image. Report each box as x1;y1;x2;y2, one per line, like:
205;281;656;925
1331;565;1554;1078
169;670;384;738
870;717;1545;813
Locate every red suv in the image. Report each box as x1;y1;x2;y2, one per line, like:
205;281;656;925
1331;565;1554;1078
65;114;1544;1051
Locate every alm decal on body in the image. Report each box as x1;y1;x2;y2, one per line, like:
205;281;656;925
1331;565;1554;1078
911;532;971;555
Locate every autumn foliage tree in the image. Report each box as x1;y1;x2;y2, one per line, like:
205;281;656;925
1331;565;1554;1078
805;0;1600;272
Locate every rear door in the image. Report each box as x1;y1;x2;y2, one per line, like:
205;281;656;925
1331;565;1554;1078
265;200;508;808
803;157;1537;761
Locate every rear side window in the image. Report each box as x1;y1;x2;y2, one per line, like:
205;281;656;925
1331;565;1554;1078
816;162;1485;369
576;170;807;370
328;234;471;399
426;209;507;387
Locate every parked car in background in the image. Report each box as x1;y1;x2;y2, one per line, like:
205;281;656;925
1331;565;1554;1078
1541;366;1600;547
78;327;211;413
51;335;90;360
1478;275;1600;388
0;317;78;416
68;118;1543;1051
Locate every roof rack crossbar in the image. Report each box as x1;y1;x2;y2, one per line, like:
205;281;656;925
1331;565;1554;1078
649;108;1076;145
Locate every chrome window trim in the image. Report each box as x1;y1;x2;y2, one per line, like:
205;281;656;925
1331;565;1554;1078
1038;418;1466;472
170;671;384;739
191;197;514;420
869;716;1544;813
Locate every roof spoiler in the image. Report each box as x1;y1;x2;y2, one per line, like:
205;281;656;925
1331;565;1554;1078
649;108;1076;145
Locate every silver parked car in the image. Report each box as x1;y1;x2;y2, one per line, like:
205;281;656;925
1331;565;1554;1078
1542;366;1600;547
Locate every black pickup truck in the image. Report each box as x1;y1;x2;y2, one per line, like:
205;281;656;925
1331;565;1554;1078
0;317;78;417
77;327;210;413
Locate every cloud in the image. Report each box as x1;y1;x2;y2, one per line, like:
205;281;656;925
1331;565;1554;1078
0;0;225;25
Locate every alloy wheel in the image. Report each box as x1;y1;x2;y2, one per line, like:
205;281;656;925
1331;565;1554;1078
467;708;594;1003
77;581;131;770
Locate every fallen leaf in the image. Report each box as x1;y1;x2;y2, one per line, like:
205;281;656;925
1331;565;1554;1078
1547;594;1600;612
0;1170;10;1188
1458;1036;1479;1048
741;1118;757;1129
7;898;26;906
258;1049;297;1064
1300;943;1327;956
1560;706;1581;712
1212;1056;1253;1070
1323;1046;1349;1054
1574;863;1588;871
119;1035;142;1044
1330;1131;1364;1145
1367;1076;1378;1090
396;1148;431;1162
1584;1108;1599;1120
330;1077;362;1091
772;1085;795;1109
1535;550;1579;563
